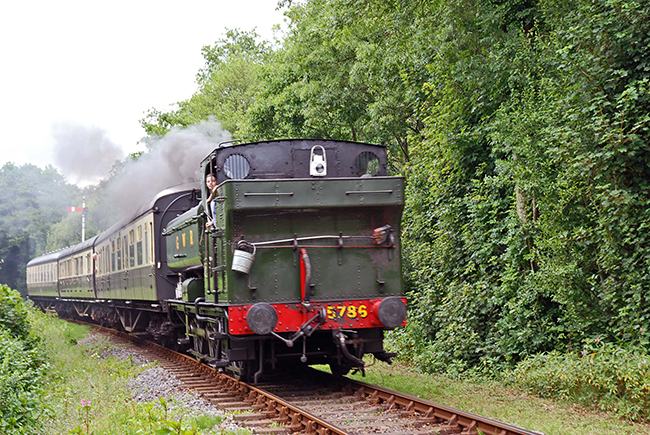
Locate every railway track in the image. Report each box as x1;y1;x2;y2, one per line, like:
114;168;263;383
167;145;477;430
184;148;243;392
82;322;543;435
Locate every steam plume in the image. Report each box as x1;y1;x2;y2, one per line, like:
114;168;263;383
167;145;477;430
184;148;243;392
102;117;230;223
52;122;125;185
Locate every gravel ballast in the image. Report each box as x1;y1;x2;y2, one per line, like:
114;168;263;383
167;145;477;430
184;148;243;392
81;331;246;433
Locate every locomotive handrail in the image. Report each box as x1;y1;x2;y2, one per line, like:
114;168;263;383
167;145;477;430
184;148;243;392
345;189;394;195
244;192;294;197
255;245;391;249
252;234;370;246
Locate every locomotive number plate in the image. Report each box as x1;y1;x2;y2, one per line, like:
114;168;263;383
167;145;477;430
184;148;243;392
326;304;368;320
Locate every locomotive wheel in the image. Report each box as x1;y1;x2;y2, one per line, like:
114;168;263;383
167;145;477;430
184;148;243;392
206;323;220;359
189;320;205;356
329;361;351;377
170;331;188;352
227;361;253;382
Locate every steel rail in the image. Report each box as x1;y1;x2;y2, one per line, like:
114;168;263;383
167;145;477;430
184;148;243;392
70;320;543;435
79;321;349;435
338;374;543;435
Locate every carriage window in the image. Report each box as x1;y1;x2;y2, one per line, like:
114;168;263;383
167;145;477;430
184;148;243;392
129;231;135;268
148;222;154;264
123;236;129;268
223;154;250;179
354;151;381;176
111;241;116;272
117;238;122;270
137;225;143;265
144;225;149;264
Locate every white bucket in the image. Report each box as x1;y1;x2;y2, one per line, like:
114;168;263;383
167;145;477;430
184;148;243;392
232;242;256;274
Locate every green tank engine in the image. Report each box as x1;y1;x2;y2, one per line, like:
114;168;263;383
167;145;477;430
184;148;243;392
163;139;406;381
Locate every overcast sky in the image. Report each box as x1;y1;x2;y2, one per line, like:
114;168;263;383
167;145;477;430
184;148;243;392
0;0;286;182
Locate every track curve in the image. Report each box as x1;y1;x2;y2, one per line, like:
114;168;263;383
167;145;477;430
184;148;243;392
74;320;543;435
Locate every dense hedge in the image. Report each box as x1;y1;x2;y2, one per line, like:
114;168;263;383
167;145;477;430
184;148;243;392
0;285;46;434
391;0;650;374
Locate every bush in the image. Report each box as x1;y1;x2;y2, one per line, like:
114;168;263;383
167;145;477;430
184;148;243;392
0;329;46;434
509;340;650;420
0;284;46;434
0;284;33;343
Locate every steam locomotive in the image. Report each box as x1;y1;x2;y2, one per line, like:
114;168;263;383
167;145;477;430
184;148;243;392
27;139;406;382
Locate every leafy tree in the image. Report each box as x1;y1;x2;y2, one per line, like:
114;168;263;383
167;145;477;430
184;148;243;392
399;0;650;372
245;0;435;168
0;285;46;434
0;163;80;293
141;29;274;139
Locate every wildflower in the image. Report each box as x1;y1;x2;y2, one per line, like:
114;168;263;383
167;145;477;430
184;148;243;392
641;327;645;334
594;337;601;343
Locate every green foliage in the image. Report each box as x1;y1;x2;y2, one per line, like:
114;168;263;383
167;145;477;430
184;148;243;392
510;340;650;420
245;0;432;168
0;284;37;344
0;329;45;435
0;163;81;293
394;0;650;377
71;397;235;435
46;213;92;253
140;29;273;139
0;285;46;434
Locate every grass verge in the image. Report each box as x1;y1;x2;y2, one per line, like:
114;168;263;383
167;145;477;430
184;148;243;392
30;310;250;435
315;359;650;435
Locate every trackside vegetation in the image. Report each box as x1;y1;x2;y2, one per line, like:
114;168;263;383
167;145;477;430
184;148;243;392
510;342;650;421
140;0;650;417
0;284;46;434
32;315;246;434
0;285;250;434
345;358;650;434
